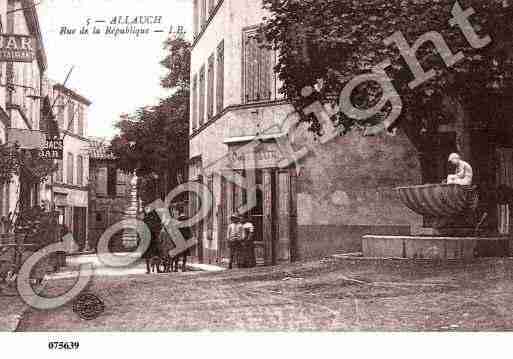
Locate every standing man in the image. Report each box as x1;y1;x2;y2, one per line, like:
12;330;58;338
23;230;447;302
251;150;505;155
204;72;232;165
227;214;242;269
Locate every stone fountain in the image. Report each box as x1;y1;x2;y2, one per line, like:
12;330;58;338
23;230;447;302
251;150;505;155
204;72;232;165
362;183;505;260
121;173;140;249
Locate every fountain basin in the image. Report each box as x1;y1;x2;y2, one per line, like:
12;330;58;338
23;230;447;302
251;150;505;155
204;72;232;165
396;183;478;218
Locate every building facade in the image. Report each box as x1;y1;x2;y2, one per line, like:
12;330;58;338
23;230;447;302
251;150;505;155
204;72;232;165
45;82;91;251
2;0;48;218
189;0;422;265
87;138;132;252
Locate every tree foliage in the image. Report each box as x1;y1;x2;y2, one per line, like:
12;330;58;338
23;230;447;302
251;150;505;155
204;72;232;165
111;36;190;202
160;37;192;90
260;0;513;136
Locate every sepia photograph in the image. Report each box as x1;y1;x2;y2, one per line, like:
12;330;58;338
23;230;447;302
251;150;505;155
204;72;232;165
0;0;512;356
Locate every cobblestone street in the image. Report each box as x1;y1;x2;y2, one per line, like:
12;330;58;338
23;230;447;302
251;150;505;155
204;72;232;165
13;257;513;331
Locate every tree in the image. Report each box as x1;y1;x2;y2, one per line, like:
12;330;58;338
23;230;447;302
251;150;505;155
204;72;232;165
160;37;192;90
111;36;190;204
260;0;513;141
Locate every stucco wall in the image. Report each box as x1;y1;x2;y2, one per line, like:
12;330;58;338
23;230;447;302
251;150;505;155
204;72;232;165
296;129;422;227
191;0;285;134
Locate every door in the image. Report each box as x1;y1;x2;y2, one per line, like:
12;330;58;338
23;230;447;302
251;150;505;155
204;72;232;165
73;207;87;251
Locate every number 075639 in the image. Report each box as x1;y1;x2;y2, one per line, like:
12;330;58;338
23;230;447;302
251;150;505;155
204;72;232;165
48;342;80;350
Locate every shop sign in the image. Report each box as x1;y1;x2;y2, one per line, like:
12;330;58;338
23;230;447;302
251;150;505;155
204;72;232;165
39;136;63;160
0;34;36;63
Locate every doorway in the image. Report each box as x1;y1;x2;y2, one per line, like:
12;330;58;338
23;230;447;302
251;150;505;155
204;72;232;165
73;207;87;251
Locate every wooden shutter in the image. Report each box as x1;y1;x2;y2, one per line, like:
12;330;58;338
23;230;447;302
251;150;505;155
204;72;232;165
77;105;84;136
243;28;273;103
57;99;64;129
56;160;63;183
199;66;205;126
97;167;108;196
244;32;259;103
192;74;198;130
77;155;83;186
193;0;199;37
207;53;215;119
67;102;74;132
67;152;74;184
260;47;272;101
201;0;207;27
107;165;117;197
216;40;224;114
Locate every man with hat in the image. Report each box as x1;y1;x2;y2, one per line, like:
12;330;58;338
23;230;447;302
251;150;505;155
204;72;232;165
227;213;243;269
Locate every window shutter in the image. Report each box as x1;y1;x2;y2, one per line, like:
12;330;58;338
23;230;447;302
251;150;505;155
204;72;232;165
97;167;108;196
216;40;224;113
56;160;63;183
260;48;272;101
207;53;215;119
67;102;74;132
193;0;199;37
77;155;83;186
201;0;207;27
199;65;205;126
192;74;198;130
243;28;274;103
67;153;74;184
107;166;117;197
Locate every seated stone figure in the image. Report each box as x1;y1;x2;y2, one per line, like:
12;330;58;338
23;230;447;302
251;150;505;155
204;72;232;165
446;153;473;186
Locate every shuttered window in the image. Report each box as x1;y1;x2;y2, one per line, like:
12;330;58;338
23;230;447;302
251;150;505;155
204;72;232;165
199;65;205;126
77;155;83;186
243;28;273;103
67;152;74;185
216;40;224;114
192;74;198;130
97;167;108;196
57;98;64;129
193;0;199;37
67;102;75;132
207;53;215;119
107;166;117;197
77;105;84;136
201;0;207;27
56;160;63;183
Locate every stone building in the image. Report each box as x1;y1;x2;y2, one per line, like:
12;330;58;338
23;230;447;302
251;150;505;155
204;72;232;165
1;0;48;218
87;138;132;252
44;82;91;251
189;0;422;265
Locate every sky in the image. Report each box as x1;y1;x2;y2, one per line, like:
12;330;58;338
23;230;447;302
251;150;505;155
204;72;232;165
37;0;192;139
